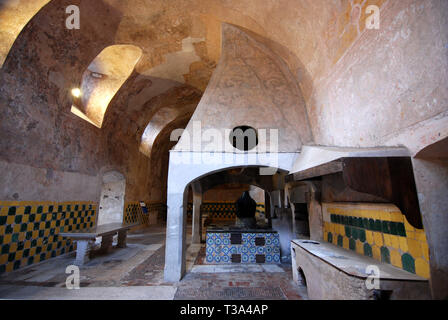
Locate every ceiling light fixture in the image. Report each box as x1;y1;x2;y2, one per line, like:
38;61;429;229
71;88;81;98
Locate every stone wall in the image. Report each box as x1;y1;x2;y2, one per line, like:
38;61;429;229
307;0;448;148
175;23;313;153
0;0;153;204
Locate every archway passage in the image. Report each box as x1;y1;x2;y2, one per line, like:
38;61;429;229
164;163;293;282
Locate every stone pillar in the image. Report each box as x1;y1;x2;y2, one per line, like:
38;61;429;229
279;189;286;209
192;192;202;244
99;234;114;254
191;182;202;244
74;240;94;266
271;189;293;261
412;158;448;299
117;230;128;248
271;207;293;261
265;191;272;228
285;184;297;238
164;192;188;282
305;182;323;242
291;245;299;284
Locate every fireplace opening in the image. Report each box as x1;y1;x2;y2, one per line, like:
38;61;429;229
298;267;307;287
294;203;310;237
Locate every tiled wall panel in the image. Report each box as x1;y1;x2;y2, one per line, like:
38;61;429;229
0;201;96;275
206;232;280;264
322;203;430;278
198;202;265;222
123;202;165;226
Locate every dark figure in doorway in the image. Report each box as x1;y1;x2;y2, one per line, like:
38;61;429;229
235;191;257;228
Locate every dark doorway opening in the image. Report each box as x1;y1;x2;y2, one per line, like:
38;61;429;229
294;203;310;237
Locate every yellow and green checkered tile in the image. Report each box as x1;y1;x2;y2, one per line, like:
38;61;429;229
123;202;166;226
0;201;96;275
324;205;430;279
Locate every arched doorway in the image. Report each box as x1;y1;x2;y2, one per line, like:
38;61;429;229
164;160;294;282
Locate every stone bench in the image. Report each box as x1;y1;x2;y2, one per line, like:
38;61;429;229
291;239;431;300
60;222;137;266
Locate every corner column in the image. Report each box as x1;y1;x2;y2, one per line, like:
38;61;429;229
412;157;448;299
164;192;188;282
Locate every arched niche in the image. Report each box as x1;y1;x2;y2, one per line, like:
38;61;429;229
72;45;143;128
97;170;126;226
140;102;197;157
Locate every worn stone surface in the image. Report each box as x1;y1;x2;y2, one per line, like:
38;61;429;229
412;154;448;299
176;23;313;152
2;0;446;200
0;0;51;66
291;240;431;300
308;0;448;148
80;45;143;128
0;225;305;300
0;0;447;299
97;171;126;225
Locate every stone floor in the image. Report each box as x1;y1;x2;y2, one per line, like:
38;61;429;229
0;225;307;300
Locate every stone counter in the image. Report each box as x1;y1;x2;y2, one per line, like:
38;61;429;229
291;239;431;300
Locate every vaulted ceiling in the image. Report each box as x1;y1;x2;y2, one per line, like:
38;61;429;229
1;0;384;146
1;0;446;204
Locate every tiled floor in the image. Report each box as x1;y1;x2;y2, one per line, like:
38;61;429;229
0;225;307;300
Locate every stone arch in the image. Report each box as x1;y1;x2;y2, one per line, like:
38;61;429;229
164;155;296;282
72;45;143;128
140;102;197;157
297;267;307;287
194;166;286;194
0;0;52;67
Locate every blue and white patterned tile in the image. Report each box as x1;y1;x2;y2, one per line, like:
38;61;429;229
205;231;281;265
221;246;230;255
